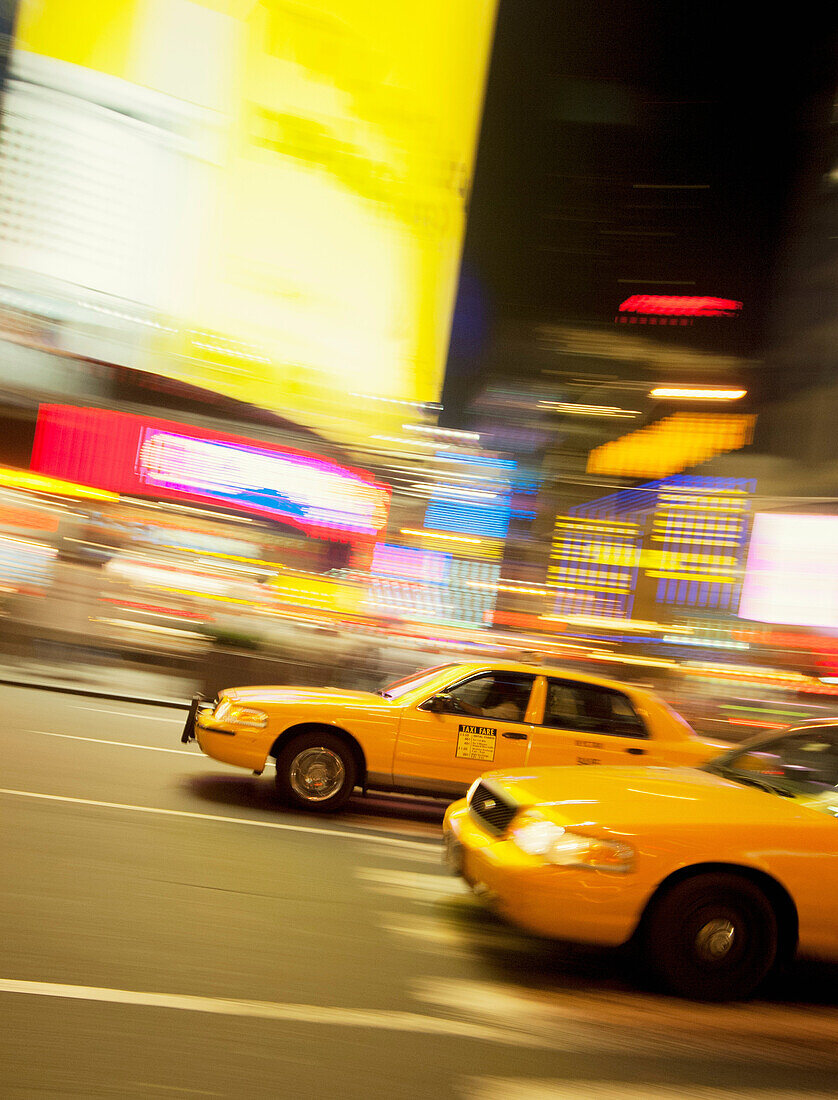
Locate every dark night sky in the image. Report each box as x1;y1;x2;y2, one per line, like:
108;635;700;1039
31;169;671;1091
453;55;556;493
444;1;838;420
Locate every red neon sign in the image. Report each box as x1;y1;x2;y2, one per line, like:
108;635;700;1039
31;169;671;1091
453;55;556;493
618;295;742;317
31;405;391;544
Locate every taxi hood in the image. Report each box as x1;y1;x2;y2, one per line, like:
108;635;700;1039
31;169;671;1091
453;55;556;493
220;685;388;709
480;765;821;830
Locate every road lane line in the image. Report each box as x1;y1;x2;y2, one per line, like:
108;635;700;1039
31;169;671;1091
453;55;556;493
70;706;183;721
357;867;468;899
357;842;443;863
379;913;476;955
464;1082;836;1100
30;730;199;756
29;728;276;765
0;977;545;1049
0;787;438;851
381;912;540;956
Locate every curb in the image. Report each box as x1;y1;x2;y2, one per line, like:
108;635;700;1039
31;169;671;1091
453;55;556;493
0;677;190;709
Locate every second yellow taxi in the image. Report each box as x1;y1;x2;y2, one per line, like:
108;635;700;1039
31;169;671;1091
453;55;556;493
181;660;729;811
444;721;838;1000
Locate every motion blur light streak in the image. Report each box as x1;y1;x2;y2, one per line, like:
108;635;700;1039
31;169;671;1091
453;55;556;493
650;387;747;401
537;401;641;418
726;718;786;730
100;598;210;623
467;580;551;596
31;405;391;542
400;528;482;546
0;465;119;502
541;614;692;635
403;424;480;441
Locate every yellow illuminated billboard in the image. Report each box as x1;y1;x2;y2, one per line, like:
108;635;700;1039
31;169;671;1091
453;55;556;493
6;0;497;443
586;414;757;478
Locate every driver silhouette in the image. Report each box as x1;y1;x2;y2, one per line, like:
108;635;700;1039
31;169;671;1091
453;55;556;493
454;682;526;722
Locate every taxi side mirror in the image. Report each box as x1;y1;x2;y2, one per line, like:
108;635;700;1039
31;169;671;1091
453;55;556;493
426;694;447;713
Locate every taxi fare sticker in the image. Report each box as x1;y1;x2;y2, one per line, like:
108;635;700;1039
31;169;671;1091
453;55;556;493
456;723;497;762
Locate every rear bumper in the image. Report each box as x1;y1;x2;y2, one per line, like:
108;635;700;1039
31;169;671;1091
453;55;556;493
443;801;646;946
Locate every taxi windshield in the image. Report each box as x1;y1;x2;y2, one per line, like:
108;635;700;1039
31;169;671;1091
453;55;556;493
704;726;838;808
377;664;459;700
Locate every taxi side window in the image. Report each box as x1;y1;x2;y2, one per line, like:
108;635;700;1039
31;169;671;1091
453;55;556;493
544;679;648;738
442;672;535;722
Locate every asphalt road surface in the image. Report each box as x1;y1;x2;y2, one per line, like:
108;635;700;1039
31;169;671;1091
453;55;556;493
2;682;838;1099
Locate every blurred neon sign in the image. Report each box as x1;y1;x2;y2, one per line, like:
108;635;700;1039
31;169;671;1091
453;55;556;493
31;405;390;543
618;295;742;317
372;544;451;583
587;413;756;478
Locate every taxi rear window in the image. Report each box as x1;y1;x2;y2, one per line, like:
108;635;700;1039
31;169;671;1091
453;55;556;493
544;679;648;738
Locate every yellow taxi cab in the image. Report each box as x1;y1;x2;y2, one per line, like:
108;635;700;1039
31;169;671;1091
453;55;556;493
181;660;728;812
443;720;838;1000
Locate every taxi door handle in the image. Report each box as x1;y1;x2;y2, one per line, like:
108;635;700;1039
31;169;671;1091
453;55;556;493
502;731;528;740
626;747;645;755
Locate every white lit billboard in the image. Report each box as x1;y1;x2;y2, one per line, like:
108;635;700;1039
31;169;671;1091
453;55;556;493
739;513;838;629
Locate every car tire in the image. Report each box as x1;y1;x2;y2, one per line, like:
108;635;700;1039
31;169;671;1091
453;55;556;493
642;873;779;1001
275;732;357;813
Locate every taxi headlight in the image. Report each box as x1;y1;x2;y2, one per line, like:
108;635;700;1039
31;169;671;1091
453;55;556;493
214;699;267;729
512;811;634;872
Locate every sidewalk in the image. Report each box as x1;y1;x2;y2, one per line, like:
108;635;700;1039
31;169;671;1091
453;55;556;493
0;658;196;707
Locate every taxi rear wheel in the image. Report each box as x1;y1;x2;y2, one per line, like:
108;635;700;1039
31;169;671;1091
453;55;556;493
642;873;778;1001
275;732;357;812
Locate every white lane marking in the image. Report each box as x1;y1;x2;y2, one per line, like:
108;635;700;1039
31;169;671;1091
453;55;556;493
416;978;558;1035
463;1083;836;1100
71;706;183;721
132;1088;220;1097
381;912;539;956
133;1087;220;1097
0;787;438;852
357;867;469;899
31;730;198;756
357;843;444;864
0;977;546;1049
379;913;477;955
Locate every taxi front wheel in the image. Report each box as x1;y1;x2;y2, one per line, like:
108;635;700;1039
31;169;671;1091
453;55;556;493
642;873;778;1001
275;732;357;812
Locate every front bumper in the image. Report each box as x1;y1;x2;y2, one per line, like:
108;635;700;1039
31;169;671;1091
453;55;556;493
181;694;270;770
181;693;207;743
443;800;646;947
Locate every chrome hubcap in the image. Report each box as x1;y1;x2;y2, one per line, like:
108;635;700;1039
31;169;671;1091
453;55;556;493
289;747;345;802
695;918;736;961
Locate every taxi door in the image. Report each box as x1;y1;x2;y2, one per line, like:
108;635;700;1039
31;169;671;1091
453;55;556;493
393;672;537;795
526;676;652;768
